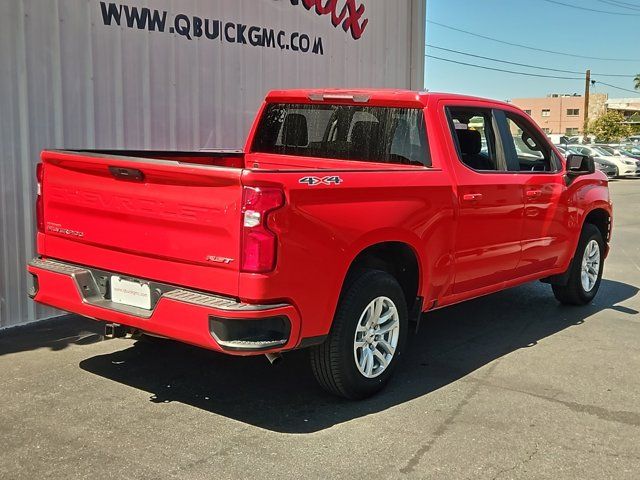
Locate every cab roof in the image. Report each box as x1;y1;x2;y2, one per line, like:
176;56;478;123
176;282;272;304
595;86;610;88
265;89;511;108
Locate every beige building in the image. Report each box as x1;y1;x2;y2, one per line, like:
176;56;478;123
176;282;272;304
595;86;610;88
511;93;608;136
606;98;640;130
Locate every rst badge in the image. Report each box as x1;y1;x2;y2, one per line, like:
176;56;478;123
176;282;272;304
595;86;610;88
299;176;343;186
206;256;235;265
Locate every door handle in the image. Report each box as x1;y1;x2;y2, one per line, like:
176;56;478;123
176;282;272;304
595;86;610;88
462;193;483;202
108;166;145;182
525;190;542;199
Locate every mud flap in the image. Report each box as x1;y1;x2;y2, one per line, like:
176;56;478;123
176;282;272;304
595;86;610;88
541;258;574;286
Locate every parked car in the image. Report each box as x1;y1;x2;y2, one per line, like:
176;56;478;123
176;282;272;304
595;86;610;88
593;145;640;175
549;134;571;145
28;90;613;399
571;146;636;177
596;158;621;178
594;145;621;156
597;145;640;175
619;146;640;161
559;146;618;178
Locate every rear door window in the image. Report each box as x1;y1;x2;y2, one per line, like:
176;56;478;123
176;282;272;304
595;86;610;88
251;103;431;166
446;107;506;172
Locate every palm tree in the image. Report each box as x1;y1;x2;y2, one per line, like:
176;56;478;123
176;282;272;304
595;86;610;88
635;74;640;91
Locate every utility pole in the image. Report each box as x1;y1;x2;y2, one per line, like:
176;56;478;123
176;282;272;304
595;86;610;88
583;69;591;143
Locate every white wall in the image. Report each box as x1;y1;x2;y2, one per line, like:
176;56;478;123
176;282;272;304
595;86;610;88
0;0;425;327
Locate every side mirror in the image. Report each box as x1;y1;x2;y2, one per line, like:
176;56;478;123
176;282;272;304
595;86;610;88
566;154;595;176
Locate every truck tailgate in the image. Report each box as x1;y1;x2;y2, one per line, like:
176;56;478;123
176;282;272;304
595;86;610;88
40;150;242;296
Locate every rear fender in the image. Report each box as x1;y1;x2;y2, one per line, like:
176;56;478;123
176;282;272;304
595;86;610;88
337;229;425;306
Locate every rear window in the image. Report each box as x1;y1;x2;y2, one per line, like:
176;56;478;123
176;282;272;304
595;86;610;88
251;103;430;166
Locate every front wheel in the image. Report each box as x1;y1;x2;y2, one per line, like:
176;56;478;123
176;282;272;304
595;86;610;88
552;223;605;305
310;270;408;399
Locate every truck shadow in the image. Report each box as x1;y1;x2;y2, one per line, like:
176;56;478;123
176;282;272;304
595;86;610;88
78;279;638;434
0;314;104;357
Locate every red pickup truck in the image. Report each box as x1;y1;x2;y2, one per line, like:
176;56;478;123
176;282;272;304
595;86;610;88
28;89;612;399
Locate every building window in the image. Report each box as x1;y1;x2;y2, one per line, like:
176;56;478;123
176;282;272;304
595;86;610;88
524;110;532;115
566;109;580;116
565;127;579;135
542;128;551;134
541;109;551;117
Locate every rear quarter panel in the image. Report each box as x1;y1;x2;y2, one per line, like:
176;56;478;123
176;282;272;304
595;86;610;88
238;167;457;342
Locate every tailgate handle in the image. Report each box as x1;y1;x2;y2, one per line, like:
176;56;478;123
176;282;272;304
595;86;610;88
108;166;144;182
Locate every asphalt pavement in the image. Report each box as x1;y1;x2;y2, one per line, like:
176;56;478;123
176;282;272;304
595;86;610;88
1;180;639;479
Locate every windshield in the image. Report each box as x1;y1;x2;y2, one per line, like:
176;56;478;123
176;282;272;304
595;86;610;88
592;147;612;157
252;103;430;166
597;146;615;155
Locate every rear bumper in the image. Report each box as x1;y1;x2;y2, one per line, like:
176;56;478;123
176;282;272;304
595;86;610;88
27;258;301;355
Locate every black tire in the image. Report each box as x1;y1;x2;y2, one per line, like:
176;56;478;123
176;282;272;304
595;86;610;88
552;223;605;305
310;269;409;399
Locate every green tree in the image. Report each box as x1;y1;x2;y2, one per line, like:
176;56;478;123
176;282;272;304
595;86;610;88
587;110;633;143
635;74;640;90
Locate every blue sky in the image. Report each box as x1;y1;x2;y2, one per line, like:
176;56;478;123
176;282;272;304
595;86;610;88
424;0;640;100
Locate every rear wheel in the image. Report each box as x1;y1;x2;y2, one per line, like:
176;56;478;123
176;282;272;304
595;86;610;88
552;224;604;305
310;270;408;399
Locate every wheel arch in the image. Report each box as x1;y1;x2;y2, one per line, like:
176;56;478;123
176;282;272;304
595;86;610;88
342;241;422;314
543;206;611;286
583;207;611;244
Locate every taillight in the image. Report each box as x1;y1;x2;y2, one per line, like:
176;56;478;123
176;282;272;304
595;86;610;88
241;186;285;273
36;162;44;233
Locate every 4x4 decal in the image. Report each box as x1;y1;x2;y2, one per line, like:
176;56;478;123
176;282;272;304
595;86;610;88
299;176;343;186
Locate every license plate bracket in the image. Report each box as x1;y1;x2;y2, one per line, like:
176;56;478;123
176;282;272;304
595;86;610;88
110;276;152;310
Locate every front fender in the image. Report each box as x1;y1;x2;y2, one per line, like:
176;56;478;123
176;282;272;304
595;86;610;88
565;176;612;262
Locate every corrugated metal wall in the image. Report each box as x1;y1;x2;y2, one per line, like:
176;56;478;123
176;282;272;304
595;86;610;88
0;0;425;328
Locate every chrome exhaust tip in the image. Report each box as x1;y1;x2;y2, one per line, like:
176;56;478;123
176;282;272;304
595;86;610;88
265;353;283;366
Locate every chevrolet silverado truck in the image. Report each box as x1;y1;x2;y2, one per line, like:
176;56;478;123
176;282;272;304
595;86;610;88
28;89;612;399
